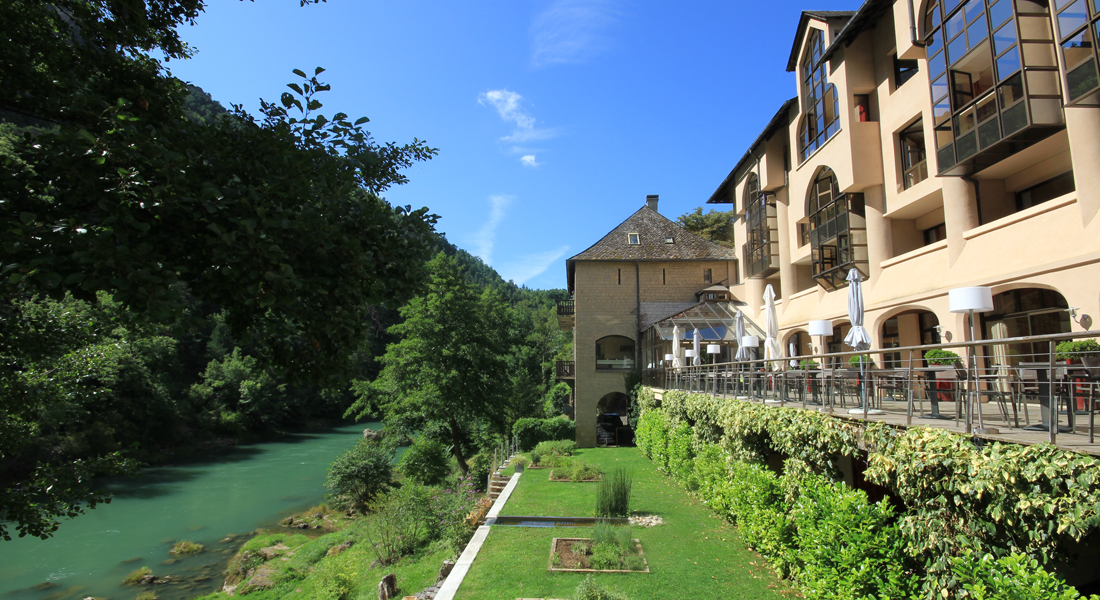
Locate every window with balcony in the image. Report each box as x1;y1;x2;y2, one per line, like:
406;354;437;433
1015;170;1075;210
799;29;841;162
744;175;779;278
807;168;869;291
900;119;929;189
925;0;1063;174
1054;0;1100;102
595;336;635;371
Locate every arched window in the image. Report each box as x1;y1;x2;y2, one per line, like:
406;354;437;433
924;0;1062;174
806;168;868;291
595;336;635;371
744;173;778;278
981;287;1069;363
799;29;840;162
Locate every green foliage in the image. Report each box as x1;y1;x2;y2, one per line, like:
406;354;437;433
1055;339;1100;361
947;550;1100;600
514;417;576;451
543;382;573;417
666;421;696;488
533;439;577;458
362;484;437;564
323;438;393;511
549;461;601;481
675;207;736;248
466;452;493;493
572;575;632;600
799;359;820;369
123;566;153;585
924;349;961;365
189;348;287;433
171;540;204;555
595;468;632;518
847;354;873;368
634;410;669;468
398;437;451;486
589;542;622;570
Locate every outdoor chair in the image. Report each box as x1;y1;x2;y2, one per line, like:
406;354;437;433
976;364;1018;428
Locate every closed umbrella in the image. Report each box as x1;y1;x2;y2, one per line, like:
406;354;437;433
692;328;702;367
672;324;683;370
991;322;1010;394
734;310;749;361
842;268;878;415
789;341;798;368
763;284;782;368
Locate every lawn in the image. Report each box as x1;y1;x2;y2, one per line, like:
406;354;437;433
455;447;792;600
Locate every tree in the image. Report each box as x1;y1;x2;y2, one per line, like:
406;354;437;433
676;207;736;248
348;253;512;475
324;438;393;511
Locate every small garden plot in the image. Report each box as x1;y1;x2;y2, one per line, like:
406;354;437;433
528;440;576;469
548;461;601;482
548;524;648;573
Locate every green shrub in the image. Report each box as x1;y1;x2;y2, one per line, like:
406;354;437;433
623;555;646;572
529;449;542;467
540;453;572;468
726;462;792;573
847;354;873;368
923;348;960;365
511;455;530;470
362;484;437;564
514;416;577;451
693;444;737;520
123;566;152;585
666;421;695;488
1055;339;1100;361
398;437;451;486
573;542;591;555
588;542;621;570
595;468;632;517
544;381;573;417
634;410;669;468
948;550;1100;600
550;462;575;480
533;439;576;458
466;452;493;494
572;574;631;600
570;462;602;482
323;438;393;511
799;359;819;368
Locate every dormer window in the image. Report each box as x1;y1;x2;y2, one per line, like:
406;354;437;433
665;236;675;244
628;233;640;245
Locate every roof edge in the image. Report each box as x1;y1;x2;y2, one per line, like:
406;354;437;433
706;98;797;205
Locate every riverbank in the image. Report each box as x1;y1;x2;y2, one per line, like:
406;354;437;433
0;423;375;600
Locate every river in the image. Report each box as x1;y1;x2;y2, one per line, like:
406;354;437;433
0;422;376;600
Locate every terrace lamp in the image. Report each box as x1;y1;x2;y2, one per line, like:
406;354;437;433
741;336;760;396
664;353;674;367
949;287;995;434
707;344;721;364
808;320;832;364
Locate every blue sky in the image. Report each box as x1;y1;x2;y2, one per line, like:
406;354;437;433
169;0;857;290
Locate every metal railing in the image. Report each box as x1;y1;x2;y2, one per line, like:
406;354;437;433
556;361;576;379
651;330;1100;451
492;435;518;476
557;299;575;317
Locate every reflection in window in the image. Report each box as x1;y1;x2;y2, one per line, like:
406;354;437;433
900;119;929;189
595;336;635;371
799;29;841;162
1055;0;1100;102
895;56;920;88
1015;171;1076;210
981;288;1070;363
807;168;868;291
745;175;779;278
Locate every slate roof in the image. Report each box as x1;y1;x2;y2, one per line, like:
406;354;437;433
567;206;736;291
820;0;893;64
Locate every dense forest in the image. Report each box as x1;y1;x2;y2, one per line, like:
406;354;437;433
0;0;570;541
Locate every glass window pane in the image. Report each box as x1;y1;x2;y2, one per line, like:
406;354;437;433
1054;0;1075;9
1002;100;1028;133
957;130;979;159
989;0;1014;28
1058;1;1089;37
949;32;971;62
1067;58;1100;99
929;3;942;29
997;45;1021;79
1063;28;1095;67
947;9;968;39
930;49;947;79
979;118;1002;147
946;0;965;14
932;74;949;101
928;30;944;56
969;14;990;44
934;100;953;124
955;107;978;134
1022;42;1058;67
994;21;1018;54
999;72;1025;106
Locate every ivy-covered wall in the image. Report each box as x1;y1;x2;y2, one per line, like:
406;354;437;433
634;387;1100;599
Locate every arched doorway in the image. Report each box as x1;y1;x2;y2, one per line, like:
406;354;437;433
981;288;1070;364
597;392;629;416
881;310;940;368
596;392;630;446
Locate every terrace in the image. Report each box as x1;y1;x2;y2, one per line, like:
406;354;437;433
650;329;1100;456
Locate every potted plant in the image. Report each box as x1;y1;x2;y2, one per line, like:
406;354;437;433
799;359;820;369
1055;339;1100;363
847;354;875;369
924;349;961;366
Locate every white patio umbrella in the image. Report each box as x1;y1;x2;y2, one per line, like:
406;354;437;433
842;268;878;415
763;284;782;368
734;310;750;361
672;324;683;370
991;322;1011;394
789;341;798;368
692;328;702;367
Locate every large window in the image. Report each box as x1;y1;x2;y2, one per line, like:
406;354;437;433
807;168;869;291
925;0;1063;173
799;29;841;162
981;287;1070;363
1054;0;1100;102
743;174;779;278
595;336;635;371
900;119;929;189
1015;170;1076;209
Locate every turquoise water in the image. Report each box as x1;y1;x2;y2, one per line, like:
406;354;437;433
0;422;376;600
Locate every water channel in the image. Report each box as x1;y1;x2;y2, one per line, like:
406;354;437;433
0;422;376;600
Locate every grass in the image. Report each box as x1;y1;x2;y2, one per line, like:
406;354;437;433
456;447;792;599
170;540;204;555
122;566;152;585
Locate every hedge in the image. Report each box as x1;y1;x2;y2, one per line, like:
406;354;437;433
633;386;1100;599
513;416;576;451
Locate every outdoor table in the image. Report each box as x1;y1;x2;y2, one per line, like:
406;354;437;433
913;367;955;420
1018;362;1073;433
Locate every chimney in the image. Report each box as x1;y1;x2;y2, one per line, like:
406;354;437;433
646;194;659;213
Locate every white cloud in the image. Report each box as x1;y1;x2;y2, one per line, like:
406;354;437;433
520;155;540;168
499;245;570;285
530;0;618;67
471;195;512;264
478;89;560;144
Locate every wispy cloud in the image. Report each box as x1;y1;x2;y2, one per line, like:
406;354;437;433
471;195;512;264
499;245;570;285
478;89;559;144
520;155;540;168
530;0;618;67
